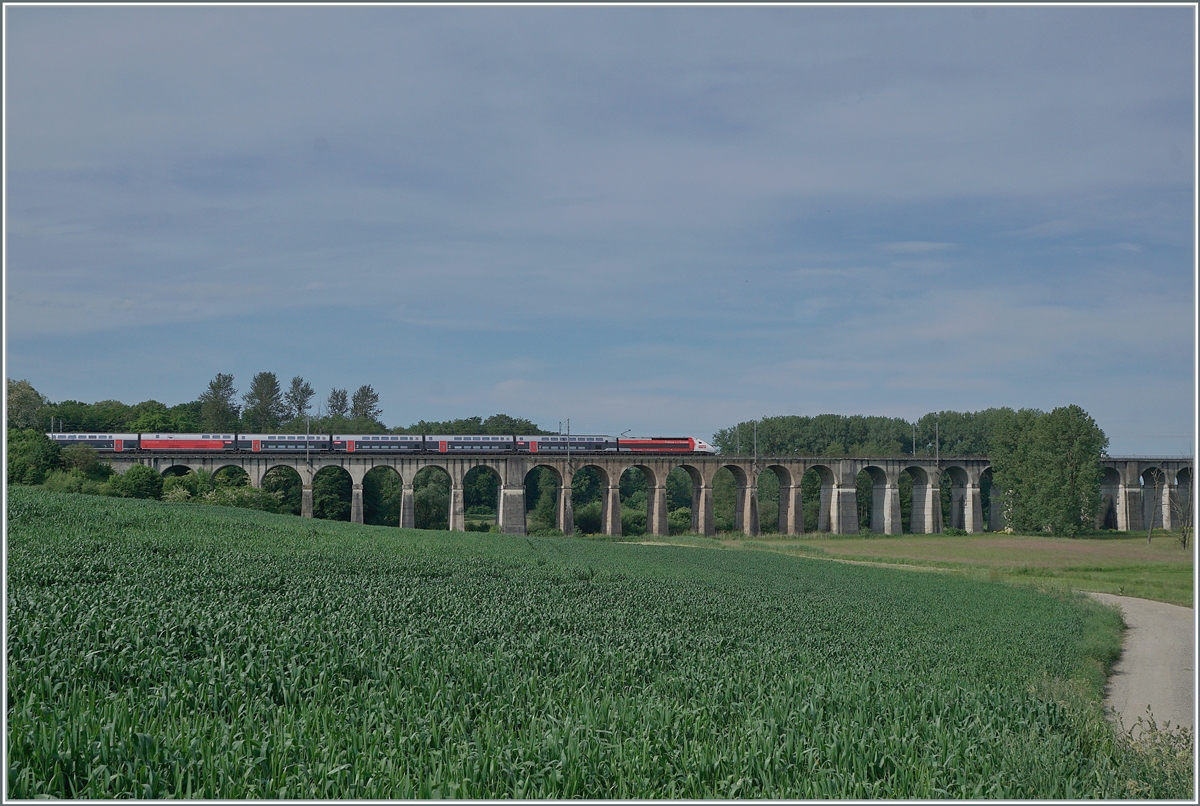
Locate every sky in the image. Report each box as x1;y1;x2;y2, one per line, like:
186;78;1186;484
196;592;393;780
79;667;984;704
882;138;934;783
4;4;1196;454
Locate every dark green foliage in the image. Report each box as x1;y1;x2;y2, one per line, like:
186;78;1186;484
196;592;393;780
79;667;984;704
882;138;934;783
668;507;692;535
463;467;500;514
8;379;48;429
362;468;402;526
801;468;822;532
394;414;549;436
715;409;1025;459
262;467;303;517
525;468;559;533
284;377;315;420
413;468;449;530
326;388;349;418
571;466;604;507
108;465;164;500
7;429;61;485
992;406;1108;537
856;470;874;531
666;467;692;512
6;487;1189;799
198;374;240;431
573;500;602;534
241;372;285;432
350;385;382;423
312;467;351;521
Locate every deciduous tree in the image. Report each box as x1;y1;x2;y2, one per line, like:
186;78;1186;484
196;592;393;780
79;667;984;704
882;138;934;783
242;372;286;431
351;385;382;422
199;374;240;431
284;377;316;420
7;380;47;430
326;388;349;418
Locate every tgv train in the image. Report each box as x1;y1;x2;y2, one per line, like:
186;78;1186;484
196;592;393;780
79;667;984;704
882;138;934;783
46;432;717;454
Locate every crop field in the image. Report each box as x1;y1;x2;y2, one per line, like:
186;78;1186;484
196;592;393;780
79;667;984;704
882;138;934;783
719;533;1195;607
6;487;1193;798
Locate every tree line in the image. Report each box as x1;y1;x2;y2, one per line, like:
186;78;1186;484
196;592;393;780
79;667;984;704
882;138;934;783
718;407;1111;537
8;377;1120;536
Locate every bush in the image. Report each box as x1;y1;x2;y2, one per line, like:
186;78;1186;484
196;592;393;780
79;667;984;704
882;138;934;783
42;469;107;496
58;443;112;480
201;486;284;513
108;465;164;500
573;500;602;534
668;507;692;535
7;429;60;485
943;526;968;536
621;508;647;536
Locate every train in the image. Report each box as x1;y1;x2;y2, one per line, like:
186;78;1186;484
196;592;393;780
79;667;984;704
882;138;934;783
45;432;718;454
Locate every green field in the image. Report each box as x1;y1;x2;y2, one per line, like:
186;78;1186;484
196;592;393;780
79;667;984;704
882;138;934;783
6;487;1192;798
654;532;1195;608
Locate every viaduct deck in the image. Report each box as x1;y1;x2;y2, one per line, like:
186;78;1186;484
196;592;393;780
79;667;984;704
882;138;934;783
104;452;1192;537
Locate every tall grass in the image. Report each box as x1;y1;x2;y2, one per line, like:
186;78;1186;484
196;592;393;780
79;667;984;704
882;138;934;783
6;487;1191;798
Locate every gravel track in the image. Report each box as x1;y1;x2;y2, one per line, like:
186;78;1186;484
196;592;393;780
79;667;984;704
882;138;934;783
1088;592;1194;737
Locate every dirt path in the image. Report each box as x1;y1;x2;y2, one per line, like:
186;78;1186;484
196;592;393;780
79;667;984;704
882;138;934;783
1088;593;1194;737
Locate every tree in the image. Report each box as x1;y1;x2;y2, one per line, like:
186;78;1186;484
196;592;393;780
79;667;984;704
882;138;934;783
198;374;240;431
350;385;382;422
7;429;60;485
326;388;349;418
991;406;1107;537
284;376;315;420
242;372;285;432
7;380;48;430
108;464;163;500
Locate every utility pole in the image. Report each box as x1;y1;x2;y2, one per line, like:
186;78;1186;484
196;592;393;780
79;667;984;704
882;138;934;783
753;420;758;469
912;422;916;456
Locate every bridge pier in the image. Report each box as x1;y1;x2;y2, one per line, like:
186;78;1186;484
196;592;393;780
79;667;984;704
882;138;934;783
301;484;313;518
498;484;526;535
778;482;802;535
964;483;983;533
603;482;621;536
449;483;466;532
649;484;670;536
351;484;364;524
400;484;415;529
883;482;902;534
833;483;858;534
556;482;574;535
692;483;715;535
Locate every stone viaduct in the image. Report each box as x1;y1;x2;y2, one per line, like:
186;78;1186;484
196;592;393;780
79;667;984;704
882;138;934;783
105;452;1192;537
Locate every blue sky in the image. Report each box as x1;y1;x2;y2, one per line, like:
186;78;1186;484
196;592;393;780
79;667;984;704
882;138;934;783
4;4;1195;454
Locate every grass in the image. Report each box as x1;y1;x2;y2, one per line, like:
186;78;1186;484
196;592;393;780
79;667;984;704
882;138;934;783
6;487;1193;798
634;531;1195;608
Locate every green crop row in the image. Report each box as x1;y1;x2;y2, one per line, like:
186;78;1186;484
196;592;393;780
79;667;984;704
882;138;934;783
6;487;1192;798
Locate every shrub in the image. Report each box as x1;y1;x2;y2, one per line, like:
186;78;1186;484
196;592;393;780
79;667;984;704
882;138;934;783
943;526;968;536
108;465;164;500
42;469;107;496
573;500;602;534
202;486;283;513
621;508;646;536
7;429;60;485
668;507;692;535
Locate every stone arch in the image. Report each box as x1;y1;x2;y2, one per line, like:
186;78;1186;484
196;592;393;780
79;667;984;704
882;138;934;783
462;464;502;532
903;465;937;534
570;464;611;536
524;464;564;535
938;466;971;531
261;465;304;516
1097;467;1121;530
1141;466;1167;530
856;465;898;534
672;463;708;535
802;464;836;533
213;464;252;488
755;464;795;535
362;465;404;526
616;464;661;537
161;464;194;478
311;465;353;522
412;464;452;531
